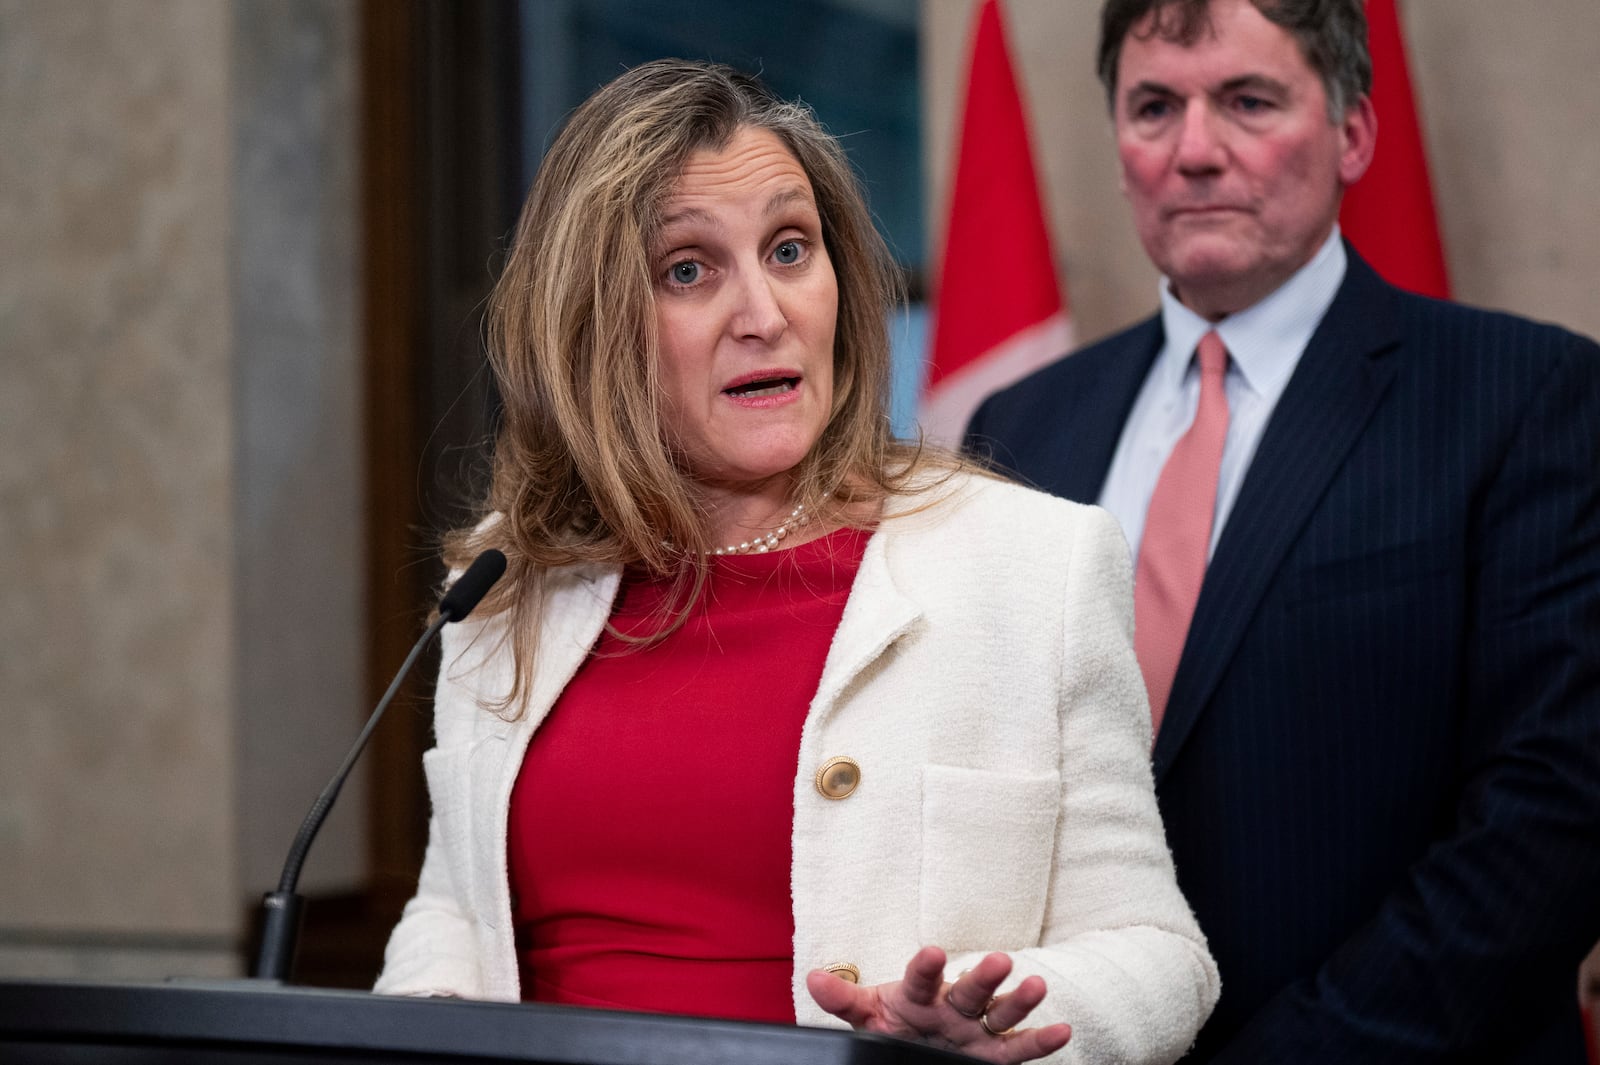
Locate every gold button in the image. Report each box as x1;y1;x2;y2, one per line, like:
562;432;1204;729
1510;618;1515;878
814;756;860;799
823;962;860;984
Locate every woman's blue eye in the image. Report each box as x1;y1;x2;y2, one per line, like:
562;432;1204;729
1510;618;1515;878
670;261;701;285
774;240;803;265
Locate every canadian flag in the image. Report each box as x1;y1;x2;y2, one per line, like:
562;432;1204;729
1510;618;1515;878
1339;0;1451;298
920;0;1070;447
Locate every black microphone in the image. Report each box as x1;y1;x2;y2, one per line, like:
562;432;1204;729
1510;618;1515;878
253;549;508;982
438;548;507;622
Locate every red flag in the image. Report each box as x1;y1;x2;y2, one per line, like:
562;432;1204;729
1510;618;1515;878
1339;0;1450;298
921;0;1070;446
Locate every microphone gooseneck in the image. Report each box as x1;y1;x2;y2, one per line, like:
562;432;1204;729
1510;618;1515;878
253;550;508;982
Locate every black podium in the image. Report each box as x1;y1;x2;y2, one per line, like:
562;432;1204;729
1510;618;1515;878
0;979;978;1065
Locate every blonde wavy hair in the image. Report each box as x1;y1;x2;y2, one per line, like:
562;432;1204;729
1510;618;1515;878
447;59;961;711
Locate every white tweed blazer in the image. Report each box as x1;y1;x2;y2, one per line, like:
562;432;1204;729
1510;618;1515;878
376;471;1219;1064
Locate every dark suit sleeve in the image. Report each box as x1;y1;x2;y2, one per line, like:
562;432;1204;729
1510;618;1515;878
1214;331;1600;1062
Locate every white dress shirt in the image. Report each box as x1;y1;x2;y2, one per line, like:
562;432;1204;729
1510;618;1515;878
1099;227;1348;562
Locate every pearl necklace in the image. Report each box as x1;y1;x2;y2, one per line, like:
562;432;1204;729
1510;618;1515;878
709;502;810;556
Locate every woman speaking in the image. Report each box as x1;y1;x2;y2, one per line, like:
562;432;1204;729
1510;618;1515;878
375;59;1218;1065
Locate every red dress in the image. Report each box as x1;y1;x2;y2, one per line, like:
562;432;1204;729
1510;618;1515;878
506;528;869;1023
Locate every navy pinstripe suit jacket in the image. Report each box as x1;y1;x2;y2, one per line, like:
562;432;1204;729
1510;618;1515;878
965;246;1600;1063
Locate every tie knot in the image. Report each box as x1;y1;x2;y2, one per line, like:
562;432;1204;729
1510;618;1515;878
1196;331;1228;377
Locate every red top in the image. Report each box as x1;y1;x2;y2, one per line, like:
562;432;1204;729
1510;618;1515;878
507;527;870;1023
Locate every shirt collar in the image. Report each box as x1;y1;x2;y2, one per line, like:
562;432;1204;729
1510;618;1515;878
1154;226;1347;395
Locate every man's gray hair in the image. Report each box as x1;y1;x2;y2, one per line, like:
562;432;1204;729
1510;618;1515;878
1097;0;1372;121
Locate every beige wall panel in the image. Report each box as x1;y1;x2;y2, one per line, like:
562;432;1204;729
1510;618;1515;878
1402;0;1600;339
923;0;1600;347
0;0;364;979
0;0;237;936
230;0;366;908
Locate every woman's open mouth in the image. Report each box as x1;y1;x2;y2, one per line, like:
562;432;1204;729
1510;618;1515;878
720;369;803;408
723;375;799;398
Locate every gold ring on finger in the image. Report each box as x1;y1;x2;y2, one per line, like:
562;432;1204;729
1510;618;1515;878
948;991;992;1020
979;1010;1014;1037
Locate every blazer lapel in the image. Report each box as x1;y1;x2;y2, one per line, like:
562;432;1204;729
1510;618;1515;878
809;503;923;721
1152;252;1403;779
472;563;618;945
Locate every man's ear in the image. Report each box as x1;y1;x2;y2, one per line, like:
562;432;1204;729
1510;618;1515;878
1338;93;1378;187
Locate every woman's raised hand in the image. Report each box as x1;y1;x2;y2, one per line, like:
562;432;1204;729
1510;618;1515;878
805;946;1072;1063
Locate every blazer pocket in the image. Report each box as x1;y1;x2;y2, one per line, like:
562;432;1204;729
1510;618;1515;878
919;765;1059;952
421;743;477;920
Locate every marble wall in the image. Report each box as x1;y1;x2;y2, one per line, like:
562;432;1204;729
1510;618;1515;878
921;0;1600;348
0;0;363;978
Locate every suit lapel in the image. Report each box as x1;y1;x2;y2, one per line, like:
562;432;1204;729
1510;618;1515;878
1050;318;1165;503
1152;252;1404;779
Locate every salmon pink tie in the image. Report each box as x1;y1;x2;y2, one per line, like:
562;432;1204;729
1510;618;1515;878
1135;331;1229;735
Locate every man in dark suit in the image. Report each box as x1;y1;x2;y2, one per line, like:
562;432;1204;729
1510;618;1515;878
964;0;1600;1061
